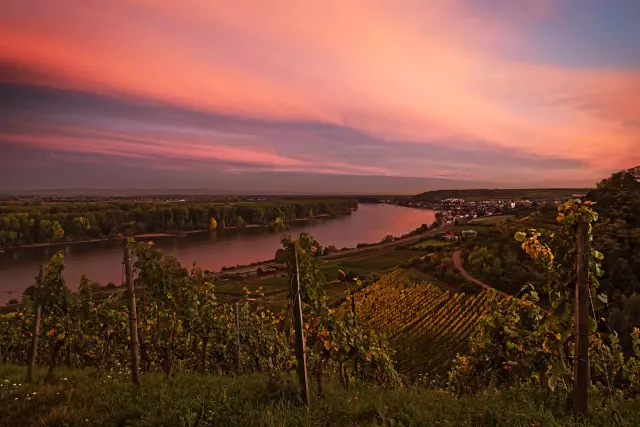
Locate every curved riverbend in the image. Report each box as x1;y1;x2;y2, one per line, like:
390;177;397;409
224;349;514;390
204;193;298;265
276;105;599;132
0;204;436;302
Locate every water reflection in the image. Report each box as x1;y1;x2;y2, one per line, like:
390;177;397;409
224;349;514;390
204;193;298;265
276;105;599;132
0;204;436;302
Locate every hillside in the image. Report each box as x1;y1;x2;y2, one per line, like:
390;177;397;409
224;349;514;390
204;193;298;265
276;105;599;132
414;188;589;201
340;270;497;376
2;167;640;426
2;366;639;427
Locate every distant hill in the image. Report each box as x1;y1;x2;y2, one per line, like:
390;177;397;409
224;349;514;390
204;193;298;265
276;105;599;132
413;188;591;201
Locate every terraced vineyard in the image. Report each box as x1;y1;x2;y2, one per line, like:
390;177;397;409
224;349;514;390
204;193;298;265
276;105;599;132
344;270;499;378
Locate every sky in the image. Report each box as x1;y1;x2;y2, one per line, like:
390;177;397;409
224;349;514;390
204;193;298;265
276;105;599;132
1;0;639;194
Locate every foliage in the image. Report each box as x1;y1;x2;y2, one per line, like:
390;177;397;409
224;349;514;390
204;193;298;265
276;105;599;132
278;233;402;388
340;270;497;378
587;166;640;297
1;231;400;389
450;199;640;399
415;251;468;288
0;199;357;248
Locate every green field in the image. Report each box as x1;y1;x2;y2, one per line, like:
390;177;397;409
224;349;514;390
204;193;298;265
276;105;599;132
320;249;429;279
451;225;492;234
468;215;514;225
412;239;452;249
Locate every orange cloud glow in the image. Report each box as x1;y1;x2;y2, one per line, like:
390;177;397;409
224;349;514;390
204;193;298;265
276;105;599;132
1;0;638;185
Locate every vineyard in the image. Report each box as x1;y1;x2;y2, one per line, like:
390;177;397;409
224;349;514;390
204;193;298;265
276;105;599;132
343;270;498;377
0;235;401;392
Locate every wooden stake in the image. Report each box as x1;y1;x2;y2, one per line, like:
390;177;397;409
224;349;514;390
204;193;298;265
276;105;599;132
124;246;140;387
27;266;44;383
292;243;310;406
352;294;358;382
573;220;590;417
235;301;241;374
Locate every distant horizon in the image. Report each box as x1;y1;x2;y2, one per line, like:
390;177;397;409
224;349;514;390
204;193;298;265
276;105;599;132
0;185;593;198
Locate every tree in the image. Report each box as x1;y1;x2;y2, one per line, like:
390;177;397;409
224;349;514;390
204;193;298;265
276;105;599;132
588;165;640;297
322;245;338;256
51;221;64;241
274;248;286;263
38;219;52;242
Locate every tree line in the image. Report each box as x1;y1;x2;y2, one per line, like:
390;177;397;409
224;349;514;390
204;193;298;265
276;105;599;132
0;199;357;248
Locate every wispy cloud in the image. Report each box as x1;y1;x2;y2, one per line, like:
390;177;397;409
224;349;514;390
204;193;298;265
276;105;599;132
0;0;638;189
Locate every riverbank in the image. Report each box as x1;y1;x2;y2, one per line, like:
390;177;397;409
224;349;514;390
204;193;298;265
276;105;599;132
0;213;349;251
0;204;437;303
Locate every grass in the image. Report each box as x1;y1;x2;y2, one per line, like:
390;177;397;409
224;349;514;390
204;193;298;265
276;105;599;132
451;225;492;234
213;247;425;308
411;239;452;249
1;365;638;426
320;250;429;280
468;215;514;225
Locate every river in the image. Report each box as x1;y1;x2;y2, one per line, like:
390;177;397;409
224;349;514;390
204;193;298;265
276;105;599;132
0;204;436;303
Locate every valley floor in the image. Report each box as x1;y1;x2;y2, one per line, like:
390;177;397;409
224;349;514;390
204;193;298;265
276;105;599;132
1;365;639;427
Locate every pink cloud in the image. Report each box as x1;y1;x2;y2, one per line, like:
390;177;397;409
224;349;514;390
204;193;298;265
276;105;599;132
0;0;637;183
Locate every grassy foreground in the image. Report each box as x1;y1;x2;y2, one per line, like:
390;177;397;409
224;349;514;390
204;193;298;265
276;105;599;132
1;366;639;427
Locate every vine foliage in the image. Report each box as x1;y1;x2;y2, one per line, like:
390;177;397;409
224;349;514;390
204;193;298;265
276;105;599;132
450;200;640;397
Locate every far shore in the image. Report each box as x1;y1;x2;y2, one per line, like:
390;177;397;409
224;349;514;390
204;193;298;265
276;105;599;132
0;213;350;251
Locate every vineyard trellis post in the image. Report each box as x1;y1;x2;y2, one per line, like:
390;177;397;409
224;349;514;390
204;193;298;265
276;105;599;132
292;242;310;406
235;300;241;374
573;220;590;417
124;246;140;387
26;265;44;383
352;293;358;382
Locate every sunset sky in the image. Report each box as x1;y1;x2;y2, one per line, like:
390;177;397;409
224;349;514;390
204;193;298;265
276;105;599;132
1;0;639;193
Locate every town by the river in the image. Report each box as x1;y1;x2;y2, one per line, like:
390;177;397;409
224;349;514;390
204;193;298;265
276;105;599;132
0;204;436;302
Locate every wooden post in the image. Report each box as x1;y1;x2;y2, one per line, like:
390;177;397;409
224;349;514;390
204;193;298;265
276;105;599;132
352;294;358;382
27;266;44;383
124;246;140;387
292;243;310;406
235;301;241;374
573;220;590;417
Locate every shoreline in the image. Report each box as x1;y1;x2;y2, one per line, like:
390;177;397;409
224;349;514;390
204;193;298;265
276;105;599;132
0;213;351;251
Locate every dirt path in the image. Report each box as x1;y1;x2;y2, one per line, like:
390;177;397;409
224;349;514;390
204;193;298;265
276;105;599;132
452;250;508;297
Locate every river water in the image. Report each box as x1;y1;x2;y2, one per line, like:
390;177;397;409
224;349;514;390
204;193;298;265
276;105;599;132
0;204;436;302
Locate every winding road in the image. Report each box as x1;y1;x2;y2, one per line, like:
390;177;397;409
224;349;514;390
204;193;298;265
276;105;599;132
452;250;509;297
